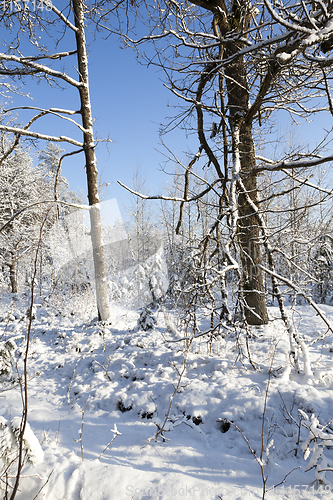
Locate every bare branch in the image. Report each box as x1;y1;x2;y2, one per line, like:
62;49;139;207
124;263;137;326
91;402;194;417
47;4;78;32
0;200;90;235
3;106;87;133
118;178;221;203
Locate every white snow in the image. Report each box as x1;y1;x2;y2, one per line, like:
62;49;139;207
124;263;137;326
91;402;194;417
11;417;44;466
277;52;292;63
1;296;333;499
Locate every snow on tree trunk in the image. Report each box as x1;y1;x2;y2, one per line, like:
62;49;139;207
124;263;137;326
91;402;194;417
221;16;268;325
72;0;110;321
237;123;268;325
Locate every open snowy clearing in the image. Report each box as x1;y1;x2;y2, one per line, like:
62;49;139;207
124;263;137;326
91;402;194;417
1;297;333;500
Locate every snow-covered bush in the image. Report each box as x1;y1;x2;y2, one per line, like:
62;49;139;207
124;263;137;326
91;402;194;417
147;248;169;303
302;412;333;487
48;275;97;318
0;416;44;466
311;236;333;303
137;307;157;331
108;246;169;309
0;417;43;499
0;339;16;379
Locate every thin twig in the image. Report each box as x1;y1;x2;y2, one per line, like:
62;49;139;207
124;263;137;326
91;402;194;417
97;425;122;460
31;470;54;500
9;210;51;500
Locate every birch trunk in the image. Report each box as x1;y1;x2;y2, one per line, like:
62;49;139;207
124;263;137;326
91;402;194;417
72;0;110;321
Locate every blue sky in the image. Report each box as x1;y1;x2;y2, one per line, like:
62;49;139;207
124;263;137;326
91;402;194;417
21;43;185;211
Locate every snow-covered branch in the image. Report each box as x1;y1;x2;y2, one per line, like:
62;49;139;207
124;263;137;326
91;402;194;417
0;53;81;88
118;180;220;203
254;152;333;173
3;106;87;133
0;124;83;147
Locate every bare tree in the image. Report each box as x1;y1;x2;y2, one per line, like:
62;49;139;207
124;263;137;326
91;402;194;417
127;168;154;266
116;0;333;326
0;0;110;320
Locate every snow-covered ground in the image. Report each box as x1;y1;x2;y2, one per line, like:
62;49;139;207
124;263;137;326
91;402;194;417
1;294;333;500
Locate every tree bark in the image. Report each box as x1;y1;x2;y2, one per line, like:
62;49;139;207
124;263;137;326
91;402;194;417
214;5;268;324
238;124;268;324
9;259;17;294
225;60;268;324
72;0;110;321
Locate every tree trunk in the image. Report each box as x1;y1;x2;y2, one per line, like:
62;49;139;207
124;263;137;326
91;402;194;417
9;260;17;294
238;124;268;324
72;0;110;321
222;11;268;325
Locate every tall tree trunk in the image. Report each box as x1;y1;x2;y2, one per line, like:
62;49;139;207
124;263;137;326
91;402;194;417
72;0;110;321
221;5;269;325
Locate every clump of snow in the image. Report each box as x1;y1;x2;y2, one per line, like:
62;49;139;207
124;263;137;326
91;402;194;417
11;417;44;466
0;416;44;467
277;52;292;62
